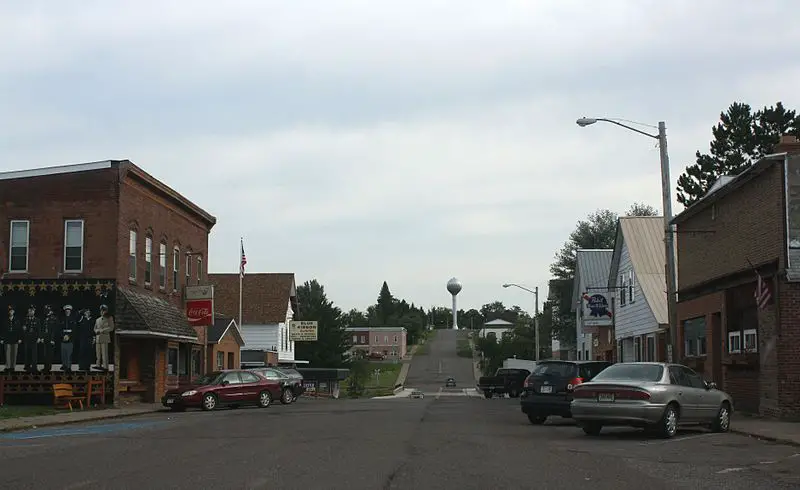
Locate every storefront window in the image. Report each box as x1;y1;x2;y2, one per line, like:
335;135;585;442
683;317;707;357
191;350;201;375
168;347;178;375
180;345;189;375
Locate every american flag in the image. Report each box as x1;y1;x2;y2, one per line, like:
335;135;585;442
240;239;247;278
754;270;771;310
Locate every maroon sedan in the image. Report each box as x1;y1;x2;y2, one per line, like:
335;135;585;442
161;370;283;411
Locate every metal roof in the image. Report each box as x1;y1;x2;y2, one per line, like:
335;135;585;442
608;216;669;324
571;249;613;311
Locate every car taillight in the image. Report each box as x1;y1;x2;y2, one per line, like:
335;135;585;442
616;389;651;400
572;388;594;399
523;377;532;388
566;377;583;391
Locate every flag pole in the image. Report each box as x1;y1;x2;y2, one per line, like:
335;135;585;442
239;237;243;330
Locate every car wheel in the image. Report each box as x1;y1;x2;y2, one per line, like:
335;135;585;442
258;390;272;408
484;391;493;399
509;389;519;398
582;423;602;436
280;388;293;405
527;414;547;425
201;393;217;411
711;402;731;433
658;403;679;438
292;395;299;403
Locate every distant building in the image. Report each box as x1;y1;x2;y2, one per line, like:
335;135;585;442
207;316;245;371
572;249;614;361
345;326;407;359
479;319;514;342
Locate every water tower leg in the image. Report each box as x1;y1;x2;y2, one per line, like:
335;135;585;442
452;295;458;330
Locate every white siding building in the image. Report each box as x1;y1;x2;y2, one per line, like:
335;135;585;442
572;249;614;361
479;319;514;341
608;217;669;363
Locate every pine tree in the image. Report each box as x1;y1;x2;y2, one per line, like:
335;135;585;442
375;281;395;325
676;102;799;207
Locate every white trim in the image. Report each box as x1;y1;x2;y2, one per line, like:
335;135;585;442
144;236;153;285
0;160;112;181
185;253;191;283
63;219;85;273
629;270;636;303
8;219;30;273
128;229;137;281
728;331;741;354
172;246;180;292
117;330;198;341
196;256;202;284
645;333;656;361
743;328;758;353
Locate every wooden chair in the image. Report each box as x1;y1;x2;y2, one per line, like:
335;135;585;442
53;383;84;411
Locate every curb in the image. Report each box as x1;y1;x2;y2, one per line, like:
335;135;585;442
0;408;164;434
731;428;800;447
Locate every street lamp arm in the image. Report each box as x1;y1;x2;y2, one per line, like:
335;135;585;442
578;117;658;140
503;283;536;295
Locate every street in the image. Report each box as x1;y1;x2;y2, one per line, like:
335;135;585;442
1;331;799;489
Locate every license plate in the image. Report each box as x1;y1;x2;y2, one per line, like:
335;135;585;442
598;393;615;402
540;386;553;394
165;398;174;404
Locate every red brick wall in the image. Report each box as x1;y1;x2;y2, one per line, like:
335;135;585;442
677;291;725;377
676;164;785;290
0;168;119;278
778;281;800;418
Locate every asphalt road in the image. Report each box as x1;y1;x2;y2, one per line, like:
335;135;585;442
1;330;799;489
404;329;474;394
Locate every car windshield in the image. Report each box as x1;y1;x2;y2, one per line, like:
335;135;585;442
592;364;664;382
532;362;577;377
194;372;224;385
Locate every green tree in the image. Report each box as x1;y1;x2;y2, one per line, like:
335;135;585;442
375;281;395;324
676;101;800;207
294;279;350;368
341;308;368;327
627;202;659;217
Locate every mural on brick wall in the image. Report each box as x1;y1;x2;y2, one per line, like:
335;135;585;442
0;279;116;373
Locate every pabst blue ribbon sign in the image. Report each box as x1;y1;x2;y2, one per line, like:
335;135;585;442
185;285;214;327
581;291;613;327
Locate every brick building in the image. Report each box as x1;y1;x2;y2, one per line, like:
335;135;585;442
344;326;407;359
207;316;244;371
673;136;800;417
0;160;216;404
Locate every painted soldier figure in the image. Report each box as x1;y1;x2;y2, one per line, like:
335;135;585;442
93;304;114;371
76;309;94;372
40;305;58;373
2;305;23;372
59;305;77;372
22;305;41;373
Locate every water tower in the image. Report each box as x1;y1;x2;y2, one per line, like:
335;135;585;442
446;277;462;330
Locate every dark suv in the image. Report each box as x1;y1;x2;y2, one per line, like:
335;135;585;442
520;360;611;424
251;367;304;404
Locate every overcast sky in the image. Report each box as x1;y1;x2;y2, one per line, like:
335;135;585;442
2;1;798;313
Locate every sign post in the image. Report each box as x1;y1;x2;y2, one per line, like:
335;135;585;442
185;285;214;376
289;321;318;341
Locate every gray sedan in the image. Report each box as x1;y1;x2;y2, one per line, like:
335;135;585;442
570;362;734;438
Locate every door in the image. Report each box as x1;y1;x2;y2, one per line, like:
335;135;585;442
238;371;264;402
711;313;723;389
668;366;699;421
681;366;716;420
218;372;244;403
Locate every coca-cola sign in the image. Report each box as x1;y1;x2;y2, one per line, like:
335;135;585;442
186;299;213;326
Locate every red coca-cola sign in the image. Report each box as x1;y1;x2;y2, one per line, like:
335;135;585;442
186;299;213;326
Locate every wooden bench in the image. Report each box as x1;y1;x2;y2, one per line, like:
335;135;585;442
53;383;85;411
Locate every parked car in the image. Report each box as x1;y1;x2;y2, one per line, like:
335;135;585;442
250;368;303;404
161;370;283;411
445;377;456;388
478;368;530;398
570;362;734;438
520;360;612;424
273;367;305;401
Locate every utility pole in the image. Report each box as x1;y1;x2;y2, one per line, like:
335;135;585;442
658;122;678;362
534;286;540;360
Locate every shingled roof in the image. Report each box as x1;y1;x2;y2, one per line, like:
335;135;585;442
115;286;198;340
209;273;297;324
208;315;244;345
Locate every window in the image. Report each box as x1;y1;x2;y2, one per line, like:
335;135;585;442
619;275;627;306
743;329;758;353
681;366;706;389
394;335;398;344
352;335;357;344
167;347;178;375
173;247;180;291
185;253;191;285
144;236;153;285
227;352;234;369
384;335;388;343
645;334;655;361
128;230;137;280
216;351;224;370
375;336;379;343
63;220;84;272
191;350;201;375
628;270;636;303
728;331;741;354
196;256;202;284
179;345;189;375
634;336;642;361
9;220;29;272
361;335;366;343
240;371;260;383
668;366;689;386
222;372;242;384
683;317;707;357
159;242;167;289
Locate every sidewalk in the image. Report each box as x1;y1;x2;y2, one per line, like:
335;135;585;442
732;416;800;446
0;403;163;433
394;344;421;387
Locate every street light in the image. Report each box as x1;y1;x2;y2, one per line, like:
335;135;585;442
502;283;540;360
576;116;678;362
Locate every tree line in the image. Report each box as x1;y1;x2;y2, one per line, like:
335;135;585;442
545;101;799;350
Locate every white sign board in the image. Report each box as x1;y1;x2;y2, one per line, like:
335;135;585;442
185;285;214;300
289;321;318;341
